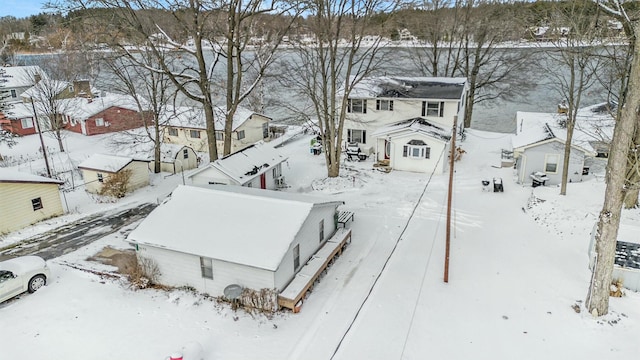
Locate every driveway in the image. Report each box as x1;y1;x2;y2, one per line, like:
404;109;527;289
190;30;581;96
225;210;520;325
0;202;157;261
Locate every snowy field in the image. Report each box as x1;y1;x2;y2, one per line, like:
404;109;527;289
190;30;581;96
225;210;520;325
1;128;639;359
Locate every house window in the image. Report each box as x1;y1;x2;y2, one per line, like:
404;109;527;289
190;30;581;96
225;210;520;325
272;166;281;178
10;89;16;98
189;130;201;138
200;257;213;279
237;130;245;140
215;131;224;141
293;244;300;270
68;85;74;93
319;219;324;242
347;99;367;114
545;154;559;173
31;197;43;211
183;149;189;159
97;173;104;183
376;99;393;111
95;118;105;126
403;140;431;159
246;181;253;188
347;129;366;144
21;118;34;129
168;128;178;136
262;122;269;138
422;101;444;117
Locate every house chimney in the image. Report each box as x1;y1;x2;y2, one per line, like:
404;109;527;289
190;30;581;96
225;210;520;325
73;79;93;98
34;74;41;83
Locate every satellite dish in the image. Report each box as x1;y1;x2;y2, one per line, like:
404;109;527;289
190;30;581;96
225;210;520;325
224;284;243;300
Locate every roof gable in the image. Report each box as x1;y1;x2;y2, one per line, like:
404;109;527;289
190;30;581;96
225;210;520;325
78;154;140;172
0;168;63;185
371;117;451;142
127;185;342;271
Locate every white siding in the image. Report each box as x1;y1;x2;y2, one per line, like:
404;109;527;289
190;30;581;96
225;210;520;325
376;133;448;174
136;245;276;296
0;182;64;234
81;160;149;194
274;203;340;290
517;140;586;185
190;166;237;186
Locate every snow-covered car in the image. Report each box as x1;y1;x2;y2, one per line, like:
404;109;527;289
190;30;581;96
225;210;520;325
0;256;51;303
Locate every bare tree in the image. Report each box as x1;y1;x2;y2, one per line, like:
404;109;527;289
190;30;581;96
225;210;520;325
0;67;18;158
544;0;603;196
586;0;640;316
101;50;175;173
54;0;302;160
279;0;396;177
410;0;533;128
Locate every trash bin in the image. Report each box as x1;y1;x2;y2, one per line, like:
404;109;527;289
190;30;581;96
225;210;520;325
493;177;504;192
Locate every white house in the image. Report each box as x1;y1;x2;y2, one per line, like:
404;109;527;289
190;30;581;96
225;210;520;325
341;76;468;154
0;169;64;234
0;65;47;104
371;117;451;174
188;141;287;189
78;154;150;195
127;185;345;299
161;105;271;155
512;103;614;186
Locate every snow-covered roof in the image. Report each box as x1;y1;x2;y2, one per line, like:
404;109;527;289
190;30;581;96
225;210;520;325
78;154;148;173
161;105;269;131
371;117;451;142
57;92;147;120
512;102;615;154
127;185;342;271
1;102;34;119
118;141;195;163
188;141;287;184
346;76;467;100
0;66;47;88
0;168;63;185
21;79;71;100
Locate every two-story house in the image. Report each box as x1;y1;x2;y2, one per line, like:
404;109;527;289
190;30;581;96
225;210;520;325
342;76;468;154
161;105;271;155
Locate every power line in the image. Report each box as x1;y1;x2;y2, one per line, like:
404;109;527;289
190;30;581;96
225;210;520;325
329;146;448;360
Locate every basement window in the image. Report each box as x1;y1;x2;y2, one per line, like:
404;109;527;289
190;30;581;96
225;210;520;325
200;257;213;279
31;197;43;211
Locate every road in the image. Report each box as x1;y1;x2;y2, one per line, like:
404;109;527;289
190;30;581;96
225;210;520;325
0;202;157;261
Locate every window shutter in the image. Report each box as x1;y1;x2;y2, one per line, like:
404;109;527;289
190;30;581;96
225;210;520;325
347;129;352;142
347;99;352;113
403;145;408;157
363;100;367;114
376;99;380;110
421;101;426;116
439;102;445;117
425;147;431;159
362;130;366;144
390;100;394;111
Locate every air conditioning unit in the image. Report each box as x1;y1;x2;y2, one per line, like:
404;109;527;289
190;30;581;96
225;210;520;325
275;176;286;188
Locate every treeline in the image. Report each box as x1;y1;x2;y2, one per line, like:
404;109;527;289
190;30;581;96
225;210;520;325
0;0;628;57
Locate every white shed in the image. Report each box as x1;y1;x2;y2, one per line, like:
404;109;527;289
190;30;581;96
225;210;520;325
187;141;287;189
78;154;150;195
127;185;344;298
371;117;451;174
0;169;64;234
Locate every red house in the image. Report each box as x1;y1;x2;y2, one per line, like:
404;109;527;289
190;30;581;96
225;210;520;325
0;103;37;136
59;92;151;136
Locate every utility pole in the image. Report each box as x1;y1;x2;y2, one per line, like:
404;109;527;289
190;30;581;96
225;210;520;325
444;115;457;283
31;98;52;178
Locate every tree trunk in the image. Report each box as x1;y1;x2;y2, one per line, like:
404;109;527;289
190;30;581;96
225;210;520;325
586;26;640;317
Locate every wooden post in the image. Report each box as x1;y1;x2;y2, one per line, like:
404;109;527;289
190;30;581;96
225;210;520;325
444;116;457;283
31;98;52;178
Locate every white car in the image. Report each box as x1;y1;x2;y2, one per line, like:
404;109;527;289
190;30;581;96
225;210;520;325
0;256;51;303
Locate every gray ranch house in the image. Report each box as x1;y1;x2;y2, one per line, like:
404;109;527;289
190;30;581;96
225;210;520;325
127;185;344;300
512;103;614;186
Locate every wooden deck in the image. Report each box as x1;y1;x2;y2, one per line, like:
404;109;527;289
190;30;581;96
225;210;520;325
278;228;352;312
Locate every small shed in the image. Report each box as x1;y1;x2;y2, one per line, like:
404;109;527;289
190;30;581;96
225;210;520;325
78;154;150;195
188;141;287;189
127;185;344;299
371;117;451;174
0;169;64;234
154;144;199;174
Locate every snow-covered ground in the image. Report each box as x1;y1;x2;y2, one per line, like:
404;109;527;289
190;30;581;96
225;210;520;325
1;128;639;359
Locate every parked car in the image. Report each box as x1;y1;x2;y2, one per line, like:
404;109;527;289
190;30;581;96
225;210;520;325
0;256;51;303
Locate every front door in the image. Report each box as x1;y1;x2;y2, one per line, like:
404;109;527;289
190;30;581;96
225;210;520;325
385;140;391;159
260;173;266;189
